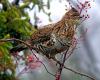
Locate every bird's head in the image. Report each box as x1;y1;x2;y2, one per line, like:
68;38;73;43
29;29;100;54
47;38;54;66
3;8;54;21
64;8;81;26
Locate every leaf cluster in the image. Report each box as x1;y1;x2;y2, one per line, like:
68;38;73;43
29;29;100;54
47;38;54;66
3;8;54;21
0;0;50;79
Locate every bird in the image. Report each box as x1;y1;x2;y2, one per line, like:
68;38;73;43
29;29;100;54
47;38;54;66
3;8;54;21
10;7;81;59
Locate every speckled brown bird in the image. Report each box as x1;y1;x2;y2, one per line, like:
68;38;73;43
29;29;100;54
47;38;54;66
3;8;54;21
29;8;81;58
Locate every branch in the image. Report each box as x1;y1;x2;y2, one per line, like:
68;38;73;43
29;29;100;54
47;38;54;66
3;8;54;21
51;57;95;80
30;49;55;77
64;67;95;80
56;49;68;80
0;38;31;47
38;61;55;77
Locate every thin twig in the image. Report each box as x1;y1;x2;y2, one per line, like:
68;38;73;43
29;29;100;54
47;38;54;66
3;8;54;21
65;40;77;60
38;61;55;77
30;49;55;77
64;67;95;80
51;57;95;80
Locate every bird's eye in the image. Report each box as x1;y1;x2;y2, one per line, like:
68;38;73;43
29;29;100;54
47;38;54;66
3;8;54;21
71;7;78;12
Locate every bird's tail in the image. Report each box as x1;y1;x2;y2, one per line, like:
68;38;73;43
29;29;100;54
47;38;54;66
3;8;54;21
10;44;27;53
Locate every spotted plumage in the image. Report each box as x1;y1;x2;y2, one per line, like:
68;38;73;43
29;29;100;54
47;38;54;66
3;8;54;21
30;8;81;58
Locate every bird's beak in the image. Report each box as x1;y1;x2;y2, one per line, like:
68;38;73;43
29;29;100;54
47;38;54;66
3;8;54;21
80;16;83;18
